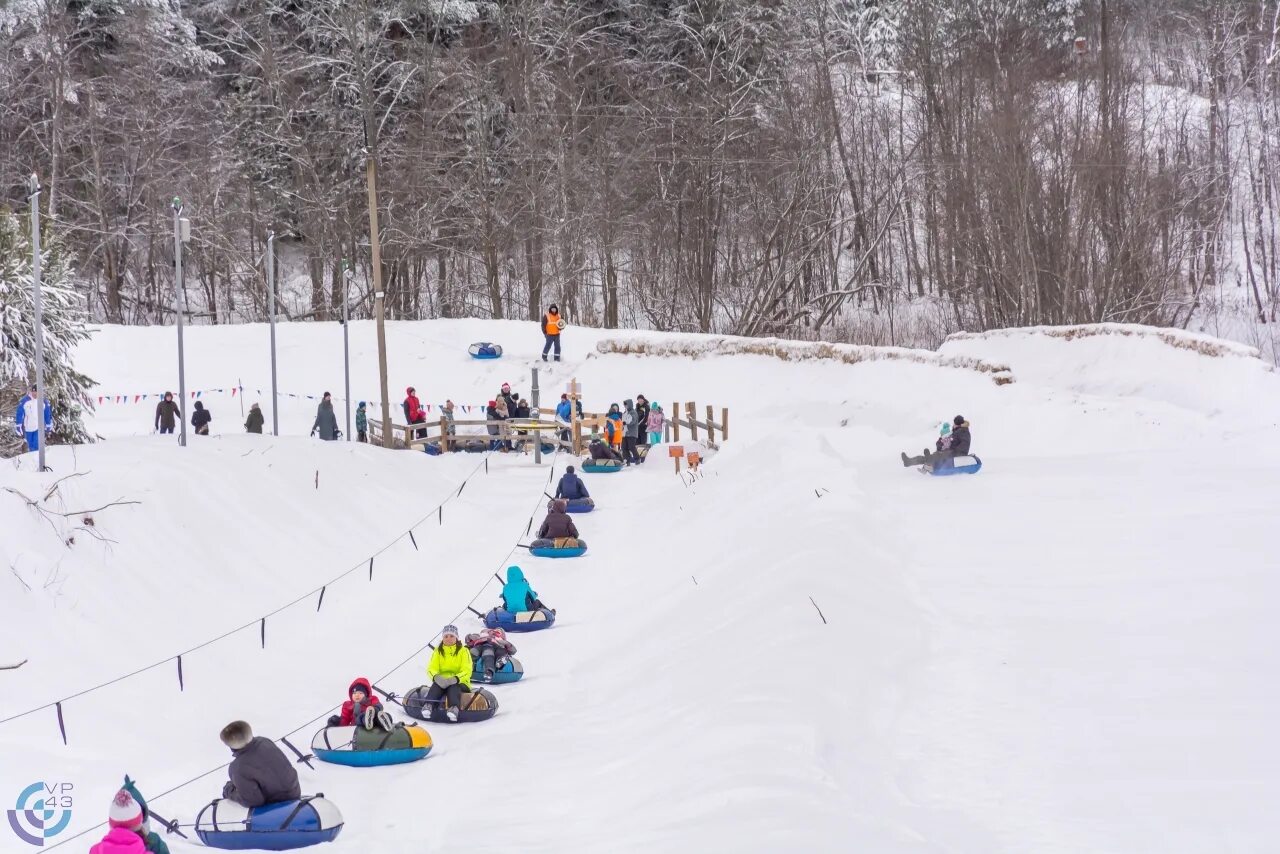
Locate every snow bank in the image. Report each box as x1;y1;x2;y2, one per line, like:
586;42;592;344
940;323;1280;425
597;332;1015;384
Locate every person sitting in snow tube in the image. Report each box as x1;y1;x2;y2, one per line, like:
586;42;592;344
423;625;473;722
536;499;578;544
218;720;301;809
90;782;169;854
465;628;517;683
555;465;590;501
901;415;972;471
501;565;550;612
587;438;623;465
327;677;395;732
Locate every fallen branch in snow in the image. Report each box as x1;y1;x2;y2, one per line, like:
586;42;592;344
43;471;88;502
50;499;140;517
809;596;828;625
0;660;27;671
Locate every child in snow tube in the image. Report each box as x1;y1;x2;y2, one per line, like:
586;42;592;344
537;499;578;541
90;783;169;854
218;720;301;809
901;415;972;470
502;566;550;612
423;625;473;722
465;628;517;683
326;677;395;732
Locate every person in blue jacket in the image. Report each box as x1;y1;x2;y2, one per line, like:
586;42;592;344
15;385;53;451
555;393;574;442
501;566;550;613
554;465;589;501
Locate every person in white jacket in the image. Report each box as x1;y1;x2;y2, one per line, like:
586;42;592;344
14;386;52;452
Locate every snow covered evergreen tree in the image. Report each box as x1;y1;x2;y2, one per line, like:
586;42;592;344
0;207;94;455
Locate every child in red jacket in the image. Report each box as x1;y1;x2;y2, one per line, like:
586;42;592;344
328;677;394;730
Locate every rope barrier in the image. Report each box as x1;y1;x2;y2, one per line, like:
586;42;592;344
0;457;491;732
44;452;565;851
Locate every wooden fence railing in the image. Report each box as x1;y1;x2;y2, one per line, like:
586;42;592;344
369;400;729;455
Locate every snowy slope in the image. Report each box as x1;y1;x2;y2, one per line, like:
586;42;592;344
2;320;1278;852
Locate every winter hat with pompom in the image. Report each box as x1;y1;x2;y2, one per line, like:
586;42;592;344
108;788;144;830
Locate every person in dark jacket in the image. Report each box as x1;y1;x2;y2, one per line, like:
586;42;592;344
499;383;520;416
537;498;579;540
555;466;589;500
245;403;264;434
312;392;339;440
154;392;181;434
355;402;368;443
634;395;651;457
191;401;212;435
588;437;622;462
219;721;301;808
621;399;640;465
901;415;972;469
485;400;503;451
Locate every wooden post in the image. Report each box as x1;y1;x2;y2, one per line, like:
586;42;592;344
672;402;681;442
439;416;449;452
705;404;715;444
721;407;728;441
573;417;583;456
687;402;699;442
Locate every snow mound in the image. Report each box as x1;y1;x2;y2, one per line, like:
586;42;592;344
597;332;1014;383
940;323;1280;425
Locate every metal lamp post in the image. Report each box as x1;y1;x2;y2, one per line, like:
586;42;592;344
172;198;190;446
27;174;47;472
267;231;279;436
342;259;353;441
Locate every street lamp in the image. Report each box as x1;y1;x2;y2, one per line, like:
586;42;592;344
342;258;353;442
27;174;47;472
267;231;279;436
172;197;191;447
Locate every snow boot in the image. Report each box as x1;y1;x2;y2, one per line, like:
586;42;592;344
901;452;911;467
362;707;376;730
446;707;459;723
376;710;394;731
483;667;495;682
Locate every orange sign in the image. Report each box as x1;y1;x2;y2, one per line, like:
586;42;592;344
668;445;685;458
687;451;702;467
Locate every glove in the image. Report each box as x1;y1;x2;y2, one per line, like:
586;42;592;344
433;675;458;688
222;781;235;799
326;714;341;727
310;428;316;437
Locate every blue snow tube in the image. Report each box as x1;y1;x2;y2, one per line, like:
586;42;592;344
580;461;622;474
929;454;982;476
484;607;557;632
196;796;343;850
564;498;595;513
528;538;587;558
472;655;525;684
310;724;432;768
468;342;503;360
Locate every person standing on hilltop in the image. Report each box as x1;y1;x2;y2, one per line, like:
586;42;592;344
311;392;339;440
154;391;181;435
541;304;564;362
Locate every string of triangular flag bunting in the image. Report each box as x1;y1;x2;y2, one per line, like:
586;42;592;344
92;386;490;413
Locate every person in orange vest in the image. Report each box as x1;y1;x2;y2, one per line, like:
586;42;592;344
541;304;564;362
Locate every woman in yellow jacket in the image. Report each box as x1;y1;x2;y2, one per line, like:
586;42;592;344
425;625;473;722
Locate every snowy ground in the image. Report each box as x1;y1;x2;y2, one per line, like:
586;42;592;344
2;320;1278;852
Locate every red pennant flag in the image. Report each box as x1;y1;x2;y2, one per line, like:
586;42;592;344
134;395;141;403
232;387;238;397
98;396;103;405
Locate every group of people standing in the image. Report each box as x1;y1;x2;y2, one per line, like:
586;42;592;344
590;395;663;465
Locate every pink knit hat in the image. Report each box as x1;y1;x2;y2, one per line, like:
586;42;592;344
108;788;144;830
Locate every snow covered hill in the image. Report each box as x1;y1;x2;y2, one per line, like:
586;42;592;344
2;321;1278;852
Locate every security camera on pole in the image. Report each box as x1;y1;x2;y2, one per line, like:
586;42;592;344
172;197;191;447
27;174;48;472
